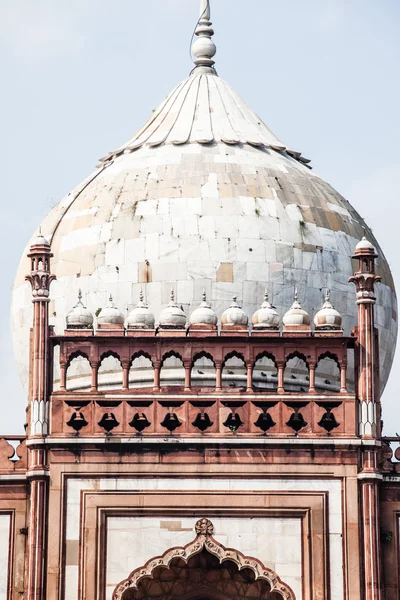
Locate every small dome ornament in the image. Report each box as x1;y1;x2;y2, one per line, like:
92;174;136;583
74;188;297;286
252;292;280;330
158;289;187;330
66;290;94;329
127;289;155;330
221;297;248;330
282;289;311;331
189;291;218;328
97;295;125;326
32;229;50;248
314;290;342;331
355;235;375;252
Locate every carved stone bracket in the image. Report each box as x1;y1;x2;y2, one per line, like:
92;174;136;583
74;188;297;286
113;518;295;600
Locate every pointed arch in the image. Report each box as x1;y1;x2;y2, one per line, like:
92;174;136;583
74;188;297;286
315;352;340;393
222;350;245;369
161;350;184;367
130;350;154;368
222;351;246;389
99;350;122;364
253;351;278;391
112;521;295;600
65;351;91;392
284;351;308;368
191;351;216;369
284;351;309;393
66;350;90;371
160;351;185;388
191;351;216;388
316;351;340;369
98;351;123;391
129;351;154;389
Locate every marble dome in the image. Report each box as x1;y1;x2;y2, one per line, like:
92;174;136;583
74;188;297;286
221;297;248;328
96;295;125;326
127;290;155;330
189;291;218;327
66;290;94;330
314;291;342;331
283;292;311;328
252;293;280;330
11;3;397;393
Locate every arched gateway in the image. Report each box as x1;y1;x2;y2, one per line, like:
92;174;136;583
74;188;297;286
113;519;295;600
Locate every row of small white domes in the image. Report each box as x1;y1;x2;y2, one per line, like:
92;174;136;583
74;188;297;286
66;289;342;331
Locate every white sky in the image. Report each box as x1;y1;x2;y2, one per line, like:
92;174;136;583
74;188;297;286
1;0;400;434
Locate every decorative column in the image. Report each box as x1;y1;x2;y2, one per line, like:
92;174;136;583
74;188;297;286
277;362;285;394
122;362;130;391
153;362;161;392
25;233;56;437
359;449;383;600
90;362;99;393
59;361;67;392
215;362;222;392
350;237;382;600
308;361;316;393
25;233;55;600
26;448;48;600
245;362;252;392
340;359;347;394
184;362;191;392
349;236;381;438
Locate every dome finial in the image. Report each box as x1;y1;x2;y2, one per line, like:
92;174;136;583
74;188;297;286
191;0;217;72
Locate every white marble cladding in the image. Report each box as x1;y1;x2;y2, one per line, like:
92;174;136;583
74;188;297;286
106;516;302;600
100;74;297;159
64;477;343;600
0;515;10;600
12;142;397;395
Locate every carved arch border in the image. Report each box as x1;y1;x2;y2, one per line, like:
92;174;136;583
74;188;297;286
112;518;295;600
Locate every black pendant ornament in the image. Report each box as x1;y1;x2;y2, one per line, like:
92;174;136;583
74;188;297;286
129;413;150;433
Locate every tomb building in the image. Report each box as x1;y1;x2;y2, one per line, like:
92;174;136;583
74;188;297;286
2;2;400;599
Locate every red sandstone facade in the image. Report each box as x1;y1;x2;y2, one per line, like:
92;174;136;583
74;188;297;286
1;237;400;600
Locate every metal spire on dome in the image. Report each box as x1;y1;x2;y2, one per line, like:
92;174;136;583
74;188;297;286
191;0;217;71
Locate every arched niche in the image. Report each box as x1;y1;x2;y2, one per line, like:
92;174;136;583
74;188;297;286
315;353;340;393
222;352;246;390
66;352;91;392
129;352;154;389
98;352;123;391
284;352;309;393
191;352;216;388
113;519;295;600
253;352;278;391
160;352;185;388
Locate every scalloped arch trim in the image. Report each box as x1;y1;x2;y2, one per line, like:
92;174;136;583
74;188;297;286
112;519;295;600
